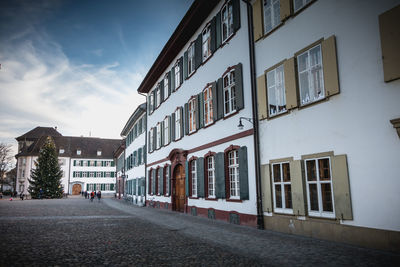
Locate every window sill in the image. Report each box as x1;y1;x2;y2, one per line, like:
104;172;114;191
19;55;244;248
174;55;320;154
203;120;215;129
226;198;242;203
298;96;328;110
221;31;236;48
205;197;218;201
223;110;239;121
256;22;284;43
264;110;289;121
189;196;199;199
186;69;196;80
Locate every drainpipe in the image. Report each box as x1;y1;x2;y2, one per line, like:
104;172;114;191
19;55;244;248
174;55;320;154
242;0;264;230
138;92;148;204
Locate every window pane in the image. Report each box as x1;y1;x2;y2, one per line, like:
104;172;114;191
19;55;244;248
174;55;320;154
309;184;319;211
273;164;281;182
306;160;316;181
298;53;308;72
318;158;331;181
299;72;310;104
282;163;290;182
284;184;292;209
275;185;282;208
321;183;333;212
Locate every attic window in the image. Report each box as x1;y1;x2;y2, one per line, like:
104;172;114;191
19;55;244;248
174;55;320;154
77;149;81;155
59;148;65;154
97;150;102;156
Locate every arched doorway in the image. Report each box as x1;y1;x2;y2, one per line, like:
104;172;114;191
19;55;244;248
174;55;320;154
173;164;185;212
72;184;82;195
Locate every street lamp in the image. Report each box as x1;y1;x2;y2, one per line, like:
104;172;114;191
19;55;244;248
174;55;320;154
237;117;253;130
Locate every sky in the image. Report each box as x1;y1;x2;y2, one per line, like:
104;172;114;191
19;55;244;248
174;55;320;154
0;0;193;160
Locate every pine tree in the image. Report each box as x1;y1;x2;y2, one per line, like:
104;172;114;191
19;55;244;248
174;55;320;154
28;136;63;199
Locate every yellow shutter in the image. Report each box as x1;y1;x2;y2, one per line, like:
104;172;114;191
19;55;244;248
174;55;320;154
290;160;306;216
252;0;264;41
261;164;273;212
322;35;340;96
257;74;268;120
280;0;291;21
284;58;298;109
332;155;353;220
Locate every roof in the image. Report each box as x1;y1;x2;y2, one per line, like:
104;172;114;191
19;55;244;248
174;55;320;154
120;103;146;136
16;127;62;141
137;0;219;94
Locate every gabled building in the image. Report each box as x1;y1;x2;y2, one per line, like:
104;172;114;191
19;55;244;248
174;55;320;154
15;127;121;196
252;0;400;250
120;103;147;205
138;0;260;227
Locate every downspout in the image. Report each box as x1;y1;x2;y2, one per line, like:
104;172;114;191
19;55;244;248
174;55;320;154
243;0;264;229
138;92;148;204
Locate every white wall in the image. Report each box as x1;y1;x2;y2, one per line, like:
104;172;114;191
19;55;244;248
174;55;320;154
256;0;400;231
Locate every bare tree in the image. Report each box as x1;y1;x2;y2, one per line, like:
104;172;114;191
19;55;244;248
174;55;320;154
0;143;13;192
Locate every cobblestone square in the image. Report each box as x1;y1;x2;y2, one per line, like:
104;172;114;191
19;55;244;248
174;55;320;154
0;197;398;266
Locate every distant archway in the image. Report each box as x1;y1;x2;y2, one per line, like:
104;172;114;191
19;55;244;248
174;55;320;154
72;184;81;195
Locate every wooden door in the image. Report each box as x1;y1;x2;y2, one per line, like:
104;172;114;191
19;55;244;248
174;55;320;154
72;184;81;195
173;164;185;212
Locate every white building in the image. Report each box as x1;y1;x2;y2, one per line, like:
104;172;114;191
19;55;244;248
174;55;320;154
252;0;400;250
120;103;147;205
15;127;121;196
138;0;260;226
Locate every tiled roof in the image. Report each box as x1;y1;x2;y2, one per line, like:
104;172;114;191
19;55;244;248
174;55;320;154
16;126;62;141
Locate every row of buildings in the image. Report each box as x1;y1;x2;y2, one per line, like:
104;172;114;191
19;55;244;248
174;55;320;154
15;0;399;252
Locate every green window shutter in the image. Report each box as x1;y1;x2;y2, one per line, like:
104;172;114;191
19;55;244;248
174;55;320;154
138;148;142;165
185;161;189;197
148;170;152;193
210;16;217;53
80;160;83;166
217;78;224;120
80;171;83;178
239;146;249;200
280;0;291;21
73;160;76;166
94;184;96;190
111;161;115;167
261;164;273;212
235;63;244;111
94;172;97;178
166;166;171;195
143;145;147;163
161;121;165;147
197;157;205;197
211;82;218;121
322;35;340;97
184;103;189;135
257;74;268;120
160;80;165;102
197;93;203;129
195;34;202;70
167;71;172;96
290;160;306;216
111;184;114;191
179;57;183;85
86;184;89;191
216;11;222;48
284;58;298;110
171;112;176;141
332;155;353;220
152;127;156;151
215;152;226;199
94;161;97;167
171;66;176;92
168;116;172;144
111;172;115;178
232;0;241;32
252;0;263;41
180;107;184;137
101;184;105;191
183;51;188;80
152;170;156;195
148;131;151;152
102;172;105;178
159;167;164;195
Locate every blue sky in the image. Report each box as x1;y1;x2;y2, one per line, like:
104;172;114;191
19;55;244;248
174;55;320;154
0;0;193;157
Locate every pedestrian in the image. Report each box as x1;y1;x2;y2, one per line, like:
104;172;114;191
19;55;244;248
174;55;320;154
90;191;94;202
84;191;88;199
97;190;101;202
81;191;84;197
39;188;43;199
20;192;24;201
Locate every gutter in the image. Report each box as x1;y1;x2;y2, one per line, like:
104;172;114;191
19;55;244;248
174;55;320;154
243;0;264;230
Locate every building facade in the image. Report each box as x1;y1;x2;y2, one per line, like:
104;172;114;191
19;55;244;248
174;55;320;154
15;127;121;196
252;0;400;250
138;0;260;226
120;103;147;206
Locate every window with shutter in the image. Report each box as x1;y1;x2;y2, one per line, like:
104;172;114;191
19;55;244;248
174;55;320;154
163;116;169;146
188;43;195;76
221;0;234;43
174;60;181;89
191;160;197;197
203;85;214;126
163;74;169;100
263;0;281;34
215;152;225;198
188;98;197;133
293;0;312;13
202;24;212;61
266;64;287;117
156;123;161;149
223;69;237;116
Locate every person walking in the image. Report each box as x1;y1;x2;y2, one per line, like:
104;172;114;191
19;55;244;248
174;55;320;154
84;191;88;199
39;188;43;199
20;192;24;201
97;190;101;202
90;191;94;202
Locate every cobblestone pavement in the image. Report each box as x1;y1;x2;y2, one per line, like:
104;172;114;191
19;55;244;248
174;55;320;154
0;197;398;266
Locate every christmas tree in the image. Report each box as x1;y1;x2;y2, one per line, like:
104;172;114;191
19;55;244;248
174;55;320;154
28;136;63;199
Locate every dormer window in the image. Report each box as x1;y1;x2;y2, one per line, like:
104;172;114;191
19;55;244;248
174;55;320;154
77;149;81;155
97;150;102;156
59;148;65;154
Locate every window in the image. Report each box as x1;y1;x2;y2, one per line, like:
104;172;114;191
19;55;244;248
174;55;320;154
59;148;64;154
305;157;334;218
222;0;234;42
97;150;102;156
89;172;94;178
142;117;146;133
77;149;81;155
156;86;161;108
96;172;102;177
105;184;110;191
188;43;195;76
228;150;240;199
207;156;216;198
156;123;161;149
297;44;324;105
105;172;111;177
163;117;169;145
263;0;281;34
149;128;154;152
271;162;292;213
165;166;170;196
175;109;181;140
267;64;286;116
202;24;211;60
149;92;154;113
174;61;181;88
223;69;237;116
189;98;196;133
138;118;143;135
96;160;102;166
203;85;213;126
157;169;161;195
76;160;82;166
293;0;312;13
164;75;169;99
191;160;197;197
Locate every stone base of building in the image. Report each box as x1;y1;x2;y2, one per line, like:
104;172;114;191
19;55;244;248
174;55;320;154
263;215;400;253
